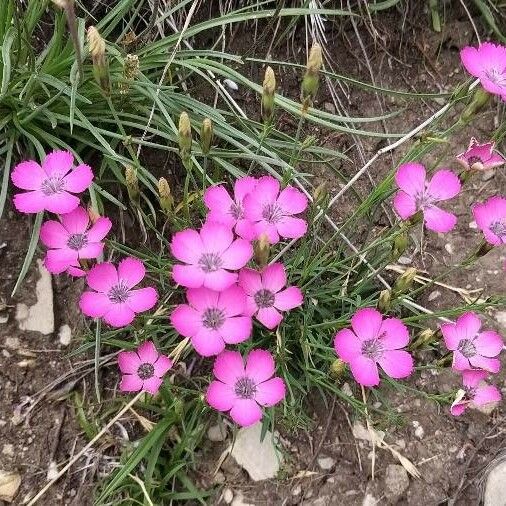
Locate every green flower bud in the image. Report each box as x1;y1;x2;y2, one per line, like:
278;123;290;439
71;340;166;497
200;118;213;155
254;233;270;267
87;26;110;95
178;112;192;162
125;166;140;204
391;231;409;261
461;88;491;124
330;359;347;380
261;66;276;123
393;267;417;295
377;289;392;312
301;43;323;111
158;177;173;215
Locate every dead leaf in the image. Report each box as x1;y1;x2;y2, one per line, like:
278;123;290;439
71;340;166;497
0;470;21;503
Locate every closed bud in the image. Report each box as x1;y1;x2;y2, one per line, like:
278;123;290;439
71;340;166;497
377;289;392;312
307;43;323;74
87;206;101;224
87;26;110;94
393;267;417;294
178;112;192;161
391;231;408;261
200;118;213;155
330;359;347;380
158;177;173;215
411;328;438;350
51;0;69;7
313;182;327;203
125;166;140;204
261;66;276;123
301;43;322;109
254;233;270;267
461;88;491;124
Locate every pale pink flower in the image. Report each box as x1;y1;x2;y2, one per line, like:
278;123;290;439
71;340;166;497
79;258;158;327
238;263;303;329
441;312;503;373
456;138;505;172
204;176;257;239
39;206;111;276
393;163;461;233
334;308;414;387
472;196;506;245
170;222;253;291
11;150;93;214
243;175;308;244
170;285;252;356
460;42;506;101
450;370;501;416
118;341;172;395
206;349;286;427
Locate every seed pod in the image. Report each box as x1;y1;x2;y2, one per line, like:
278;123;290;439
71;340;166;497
200;118;213;155
377;289;392;312
391;231;408;261
301;43;323;111
125;166;140;204
87;26;110;94
158;177;173;215
330;359;347;380
393;267;417;294
254;233;270;267
178;112;192;162
261;66;276;123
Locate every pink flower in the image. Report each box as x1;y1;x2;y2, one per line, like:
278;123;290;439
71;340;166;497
243;175;308;244
170;222;253;291
441;312;503;373
393;163;461;233
456;138;505;172
79;258;158;327
238;263;303;329
333;308;414;387
460;43;506;101
204;176;257;239
170;285;252;356
472;196;506;246
206;349;286;427
450;370;501;416
39;206;111;276
11;150;94;214
118;341;172;395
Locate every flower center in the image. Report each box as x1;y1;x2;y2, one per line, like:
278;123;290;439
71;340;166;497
234;376;257;399
137;363;155;380
67;233;88;250
198;253;223;273
361;339;384;360
458;339;476;358
467;155;483;166
230;202;243;220
489;220;506;242
262;203;283;223
41;176;65;196
107;281;130;304
484;68;506;87
414;189;435;209
254;288;275;308
202;307;225;329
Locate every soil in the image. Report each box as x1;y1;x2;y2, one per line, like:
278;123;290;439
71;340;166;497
1;3;505;506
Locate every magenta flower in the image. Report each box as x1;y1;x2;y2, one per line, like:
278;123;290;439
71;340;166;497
334;308;414;387
460;43;506;101
170;222;253;291
118;341;172;395
456;138;505;172
170;285;252;356
441;312;503;373
450;370;501;416
472;196;506;246
204;176;257;239
243;175;308;244
39;206;111;276
206;349;286;427
11;150;94;214
79;258;158;328
393;163;461;233
238;263;303;329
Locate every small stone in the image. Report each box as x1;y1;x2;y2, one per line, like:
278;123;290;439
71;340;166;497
495;311;506;331
207;423;227;442
395;439;406;449
2;350;11;358
223;488;234;504
46;461;58;481
469;221;477;229
213;472;225;484
317;456;336;471
362;493;378;506
484;461;506;506
428;290;441;301
4;338;19;350
2;445;14;457
384;464;410;500
412;421;424;439
58;324;72;346
292;484;301;496
231;491;254;506
323;102;336;113
398;256;412;265
444;243;454;255
481;168;496;181
341;382;353;397
0;470;21;503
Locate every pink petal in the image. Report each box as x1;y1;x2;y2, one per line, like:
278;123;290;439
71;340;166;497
86;262;118;292
261;263;286;293
256;307;283;329
78;243;104;259
486;153;505;168
204;185;234;220
378;318;410;350
456;312;482;339
118;257;145;288
142;377;163;395
220;316;252;344
460;46;482;76
351;308;383;341
234;176;257;201
200;222;234;253
378;350;413;379
253;221;280;244
462;369;488;389
238;268;263;295
427;170;461;201
63;164;94;193
170;229;203;264
277;186;308;214
441;323;460;350
220;239;253;270
229;399;263;427
67;265;86;277
13;191;47;213
452;350;471;371
276;216;308;239
126;287;158;313
213;350;245;384
423;205;457;233
86;217;112;242
472;385;501;408
173;264;205;288
235;219;257;241
206;380;237;411
450;397;468;416
203;269;237;291
245;349;274;384
255;377;286;406
217;285;246;317
192;328;225;357
42;150;73;176
394;163;426;196
393;191;417;220
170;304;202;337
79;291;112;318
103;304;136;327
245;177;281;219
137;341;158;364
40;220;69;248
43;192;81;214
244;295;258;316
349;356;380;387
153;355;172;377
468;355;500;373
120;374;143;392
118;351;141;374
475;331;503;357
274;286;303;311
11;161;46;190
334;329;362;362
60;206;89;234
186;287;219;311
44;249;78;274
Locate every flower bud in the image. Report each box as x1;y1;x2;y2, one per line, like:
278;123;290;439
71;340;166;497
410;328;437;350
377;289;392;312
330;359;347;380
125;166;140;204
87;206;101;224
87;26;110;95
461;88;490;124
261;66;276;123
301;43;322;111
393;267;417;294
391;231;408;261
158;177;173;215
254;233;270;267
312;182;327;203
178;112;192;162
51;0;69;7
200;118;213;155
